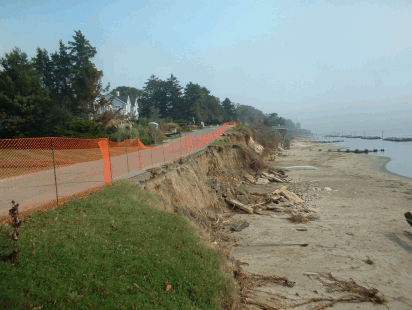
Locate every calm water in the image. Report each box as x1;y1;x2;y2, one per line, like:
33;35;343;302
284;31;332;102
314;136;412;179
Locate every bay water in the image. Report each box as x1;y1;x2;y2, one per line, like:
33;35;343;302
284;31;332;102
314;133;412;180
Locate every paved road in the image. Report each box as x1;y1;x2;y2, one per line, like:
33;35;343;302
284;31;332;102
0;126;223;216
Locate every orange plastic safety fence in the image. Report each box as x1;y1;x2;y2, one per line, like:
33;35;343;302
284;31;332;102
0;124;236;221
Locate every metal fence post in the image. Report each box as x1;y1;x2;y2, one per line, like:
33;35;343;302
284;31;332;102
108;141;113;183
51;140;59;207
162;139;166;163
125;143;130;173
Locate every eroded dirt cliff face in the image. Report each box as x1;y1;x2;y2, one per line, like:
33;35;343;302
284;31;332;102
137;144;266;240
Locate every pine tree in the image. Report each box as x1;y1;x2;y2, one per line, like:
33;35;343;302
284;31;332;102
0;48;55;138
165;74;183;120
67;30;110;120
221;97;236;122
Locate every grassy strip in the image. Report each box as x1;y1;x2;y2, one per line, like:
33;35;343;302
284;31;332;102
0;180;234;309
210;141;245;148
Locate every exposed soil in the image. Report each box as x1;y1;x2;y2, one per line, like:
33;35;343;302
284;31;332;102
126;135;412;309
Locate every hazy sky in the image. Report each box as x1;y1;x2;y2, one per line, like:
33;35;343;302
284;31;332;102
2;0;412;134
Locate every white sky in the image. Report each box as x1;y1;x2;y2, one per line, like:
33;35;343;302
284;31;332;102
1;0;412;135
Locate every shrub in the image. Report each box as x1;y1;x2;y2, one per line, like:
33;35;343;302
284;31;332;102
110;127;139;142
54;119;107;139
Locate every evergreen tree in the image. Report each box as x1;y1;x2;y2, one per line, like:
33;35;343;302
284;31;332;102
221;97;236;122
139;75;160;118
0;48;55;138
183;82;206;123
50;41;74;114
165;74;183;120
67;30;110;120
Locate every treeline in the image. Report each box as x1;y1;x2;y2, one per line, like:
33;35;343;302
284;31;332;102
111;76;236;125
0;30;303;140
0;30;124;139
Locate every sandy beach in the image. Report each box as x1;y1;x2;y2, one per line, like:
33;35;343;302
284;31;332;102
231;139;412;309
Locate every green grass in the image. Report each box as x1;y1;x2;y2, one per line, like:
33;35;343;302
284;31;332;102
228;124;252;136
210;141;244;148
0;181;234;309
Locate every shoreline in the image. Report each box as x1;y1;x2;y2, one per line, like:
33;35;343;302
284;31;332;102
327;139;412;181
373;155;412;181
230;138;412;309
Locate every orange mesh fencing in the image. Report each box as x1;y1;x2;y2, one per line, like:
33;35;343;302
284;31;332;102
0;123;236;222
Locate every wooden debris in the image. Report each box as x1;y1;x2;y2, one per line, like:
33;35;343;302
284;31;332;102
303;272;319;276
249;192;268;196
271;186;288;195
231;221;250;232
256;178;270;185
248;199;272;209
270;169;288;178
246;243;308;247
281;190;304;204
262;171;287;183
244;298;281;310
244;173;256;183
262;205;292;212
254;209;271;216
224;197;253;214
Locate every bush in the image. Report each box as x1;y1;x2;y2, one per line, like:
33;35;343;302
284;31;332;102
131;118;148;127
54;119;107;139
109;127;138;142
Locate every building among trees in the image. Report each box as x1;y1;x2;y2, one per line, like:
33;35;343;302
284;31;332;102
102;92;139;119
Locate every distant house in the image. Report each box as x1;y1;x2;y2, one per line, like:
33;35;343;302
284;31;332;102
102;91;139;119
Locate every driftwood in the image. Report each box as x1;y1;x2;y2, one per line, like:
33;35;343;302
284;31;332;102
271;195;283;202
224;197;253;214
244;298;281;310
245;243;309;247
248;199;272;209
281;190;304;204
269;176;287;183
270;169;288;178
262;171;287;183
271;186;288;195
249;192;268;197
263;204;293;212
254;209;272;216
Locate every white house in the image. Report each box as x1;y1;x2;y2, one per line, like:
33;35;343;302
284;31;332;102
102;91;139;119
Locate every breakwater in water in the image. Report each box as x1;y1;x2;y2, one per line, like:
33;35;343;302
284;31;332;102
314;137;412;179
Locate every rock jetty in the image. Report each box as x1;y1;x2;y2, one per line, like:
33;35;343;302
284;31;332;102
360;136;381;140
383;137;412;142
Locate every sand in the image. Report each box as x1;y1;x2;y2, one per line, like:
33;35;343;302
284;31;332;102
231;139;412;309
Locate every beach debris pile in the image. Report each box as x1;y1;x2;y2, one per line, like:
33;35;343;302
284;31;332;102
243;169;289;185
223;184;315;217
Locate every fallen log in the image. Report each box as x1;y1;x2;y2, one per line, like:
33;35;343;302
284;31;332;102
224;197;253;214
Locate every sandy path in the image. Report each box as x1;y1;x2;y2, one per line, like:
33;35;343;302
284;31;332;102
231;139;412;309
